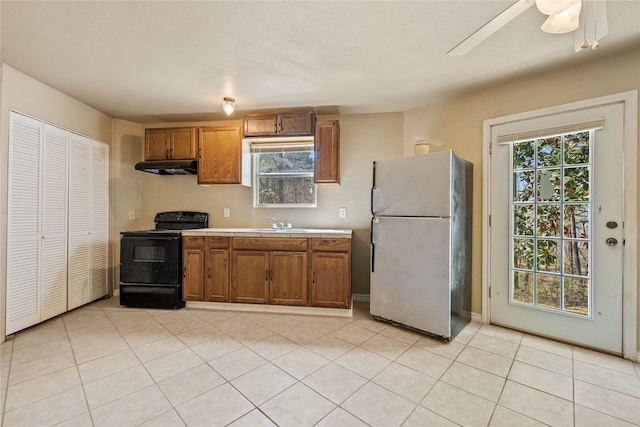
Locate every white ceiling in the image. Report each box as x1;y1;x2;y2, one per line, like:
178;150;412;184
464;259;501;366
2;1;640;123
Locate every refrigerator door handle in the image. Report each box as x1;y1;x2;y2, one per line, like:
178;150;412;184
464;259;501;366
371;187;380;215
370;217;379;272
371;161;377;215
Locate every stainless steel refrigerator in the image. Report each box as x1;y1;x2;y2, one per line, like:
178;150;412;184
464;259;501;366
370;150;472;340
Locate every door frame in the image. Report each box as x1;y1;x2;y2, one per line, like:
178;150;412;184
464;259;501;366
482;91;638;361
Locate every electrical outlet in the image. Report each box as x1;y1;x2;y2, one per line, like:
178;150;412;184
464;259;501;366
339;207;347;218
223;207;230;218
128;210;135;220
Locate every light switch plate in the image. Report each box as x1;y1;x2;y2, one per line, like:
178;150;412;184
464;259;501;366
128;210;135;220
224;208;230;217
339;207;347;218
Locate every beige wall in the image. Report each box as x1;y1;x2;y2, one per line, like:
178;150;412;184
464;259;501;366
403;48;640;349
127;113;404;295
0;64;113;339
111;119;144;285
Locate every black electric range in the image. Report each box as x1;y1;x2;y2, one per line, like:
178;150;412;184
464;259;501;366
119;211;208;309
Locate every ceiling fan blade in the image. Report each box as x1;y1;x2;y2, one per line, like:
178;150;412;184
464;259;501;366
448;0;536;56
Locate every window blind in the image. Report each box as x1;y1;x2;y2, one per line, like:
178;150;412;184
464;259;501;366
250;142;313;153
497;117;604;144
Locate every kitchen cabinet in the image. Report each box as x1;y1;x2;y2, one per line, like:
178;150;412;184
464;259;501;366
182;236;230;302
182;237;205;301
198;126;250;186
231;237;308;305
243;111;316;137
145;127;197;161
314;120;340;184
310;238;351;308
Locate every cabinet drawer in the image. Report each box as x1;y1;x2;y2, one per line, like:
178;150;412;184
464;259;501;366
311;238;350;252
233;237;308;251
183;236;205;249
207;236;229;249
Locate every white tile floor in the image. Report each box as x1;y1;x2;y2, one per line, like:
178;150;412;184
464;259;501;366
1;297;639;427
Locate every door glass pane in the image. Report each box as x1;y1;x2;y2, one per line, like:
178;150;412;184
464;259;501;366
537;136;561;167
564;241;589;277
537;205;561;237
514;205;535;236
536;240;560;272
564;278;589;315
510;132;592;316
513;271;534;304
513;238;534;269
537;274;561;310
514;171;535;202
563;204;589;238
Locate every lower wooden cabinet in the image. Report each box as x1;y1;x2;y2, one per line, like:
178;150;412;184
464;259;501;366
183;245;205;301
270;251;307;306
182;235;350;309
231;250;269;304
182;236;230;302
310;238;351;308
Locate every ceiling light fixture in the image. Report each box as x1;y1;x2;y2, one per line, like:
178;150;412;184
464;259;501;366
222;97;235;115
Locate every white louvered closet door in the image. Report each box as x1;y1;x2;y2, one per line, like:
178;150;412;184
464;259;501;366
6;113;42;334
68;134;91;310
90;140;109;300
41;125;69;320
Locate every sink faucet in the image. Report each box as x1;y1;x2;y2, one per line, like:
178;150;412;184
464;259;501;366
268;217;291;229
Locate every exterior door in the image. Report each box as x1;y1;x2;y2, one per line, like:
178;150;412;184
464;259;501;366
490;103;624;353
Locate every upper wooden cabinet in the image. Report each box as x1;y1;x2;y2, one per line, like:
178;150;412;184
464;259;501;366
243;111;316;137
198;126;250;186
145;127;197;161
314;120;340;184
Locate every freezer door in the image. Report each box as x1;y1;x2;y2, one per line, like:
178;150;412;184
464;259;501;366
372;151;452;217
370;216;451;338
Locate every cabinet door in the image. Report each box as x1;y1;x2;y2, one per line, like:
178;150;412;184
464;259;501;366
170;127;197;160
310;252;350;308
231;251;269;304
145;129;170;160
243;114;278;137
314;121;340;184
270;251;307;306
183;248;205;301
198;126;242;184
206;249;229;302
279;112;315;136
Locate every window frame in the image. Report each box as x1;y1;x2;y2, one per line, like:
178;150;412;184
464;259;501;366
251;140;317;208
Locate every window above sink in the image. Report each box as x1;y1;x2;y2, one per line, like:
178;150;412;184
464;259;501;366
251;138;317;208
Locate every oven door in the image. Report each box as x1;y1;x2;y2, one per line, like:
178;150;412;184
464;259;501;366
120;234;181;284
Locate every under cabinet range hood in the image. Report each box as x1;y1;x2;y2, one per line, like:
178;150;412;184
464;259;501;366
134;160;197;175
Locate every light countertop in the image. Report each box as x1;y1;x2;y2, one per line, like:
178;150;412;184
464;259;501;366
182;228;352;238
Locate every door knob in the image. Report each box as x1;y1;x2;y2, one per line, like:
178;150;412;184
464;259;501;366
606;237;618;247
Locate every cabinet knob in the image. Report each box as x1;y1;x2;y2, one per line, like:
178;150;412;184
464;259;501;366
208;267;211;278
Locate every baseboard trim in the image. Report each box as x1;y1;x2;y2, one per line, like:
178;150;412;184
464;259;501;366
471;312;482;323
186;301;353;317
352;294;370;303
